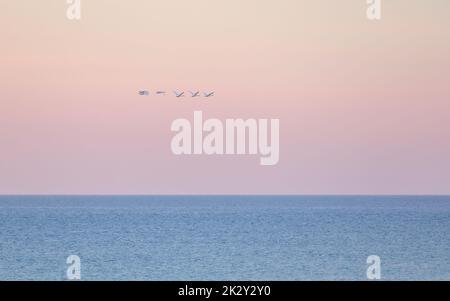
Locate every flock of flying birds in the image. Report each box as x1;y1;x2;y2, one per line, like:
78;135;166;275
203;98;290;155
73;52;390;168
138;90;214;98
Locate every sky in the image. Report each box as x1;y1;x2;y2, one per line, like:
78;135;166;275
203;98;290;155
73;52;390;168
1;0;450;194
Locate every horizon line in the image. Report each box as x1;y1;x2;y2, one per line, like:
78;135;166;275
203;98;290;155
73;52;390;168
1;194;450;197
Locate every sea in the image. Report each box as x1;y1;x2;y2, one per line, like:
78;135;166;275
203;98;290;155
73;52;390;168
0;195;449;280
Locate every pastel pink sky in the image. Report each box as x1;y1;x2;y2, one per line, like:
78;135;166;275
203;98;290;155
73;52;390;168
1;1;450;194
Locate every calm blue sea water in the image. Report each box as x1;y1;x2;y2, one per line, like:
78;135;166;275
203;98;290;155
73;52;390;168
0;195;449;280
